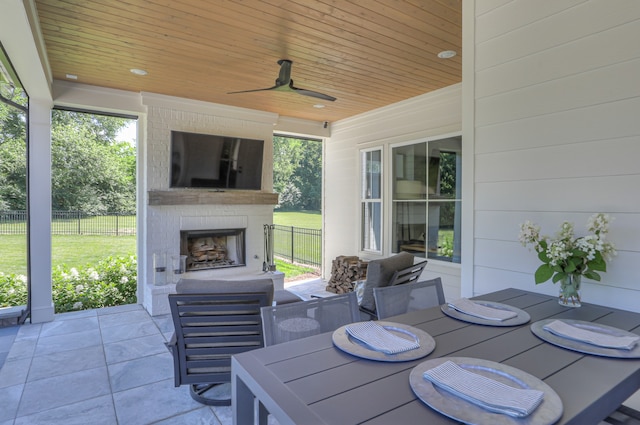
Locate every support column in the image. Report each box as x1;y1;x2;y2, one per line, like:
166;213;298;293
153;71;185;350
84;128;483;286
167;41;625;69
28;99;54;323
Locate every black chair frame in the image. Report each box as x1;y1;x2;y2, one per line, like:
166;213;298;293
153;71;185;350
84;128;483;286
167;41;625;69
168;292;269;405
388;260;428;286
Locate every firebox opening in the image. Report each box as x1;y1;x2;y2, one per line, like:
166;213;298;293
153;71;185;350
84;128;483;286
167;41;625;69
180;228;246;271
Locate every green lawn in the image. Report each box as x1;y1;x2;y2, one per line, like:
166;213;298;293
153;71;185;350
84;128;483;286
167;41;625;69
275;259;317;279
273;211;321;229
0;235;136;275
0;233;313;278
0;235;28;275
0;211;321;276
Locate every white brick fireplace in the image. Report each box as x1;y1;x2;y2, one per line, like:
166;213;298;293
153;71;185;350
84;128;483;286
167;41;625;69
140;93;283;315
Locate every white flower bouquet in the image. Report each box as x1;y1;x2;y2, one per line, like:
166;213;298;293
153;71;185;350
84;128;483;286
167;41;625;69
519;213;616;304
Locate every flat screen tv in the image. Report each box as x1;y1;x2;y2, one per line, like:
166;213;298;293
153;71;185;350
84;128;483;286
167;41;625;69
170;131;264;190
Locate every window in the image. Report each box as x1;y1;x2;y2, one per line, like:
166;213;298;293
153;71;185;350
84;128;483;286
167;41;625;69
360;148;382;253
392;136;461;263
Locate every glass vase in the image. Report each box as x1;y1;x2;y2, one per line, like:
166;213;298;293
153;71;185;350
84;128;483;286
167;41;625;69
171;254;187;283
559;274;582;307
153;251;167;286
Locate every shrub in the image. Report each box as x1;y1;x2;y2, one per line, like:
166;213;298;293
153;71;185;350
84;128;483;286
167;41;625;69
0;272;28;307
0;255;137;313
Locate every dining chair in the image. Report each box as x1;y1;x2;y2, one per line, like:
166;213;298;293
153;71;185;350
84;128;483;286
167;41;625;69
167;278;274;405
388;259;429;286
357;252;426;319
261;291;361;346
603;404;640;424
373;277;445;320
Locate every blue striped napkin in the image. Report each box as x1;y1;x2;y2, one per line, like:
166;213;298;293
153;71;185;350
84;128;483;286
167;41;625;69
447;298;518;321
345;322;420;354
543;320;640;350
423;361;544;417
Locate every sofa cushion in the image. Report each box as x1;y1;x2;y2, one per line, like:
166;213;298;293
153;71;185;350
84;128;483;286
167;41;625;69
273;290;304;305
359;252;416;314
176;278;275;305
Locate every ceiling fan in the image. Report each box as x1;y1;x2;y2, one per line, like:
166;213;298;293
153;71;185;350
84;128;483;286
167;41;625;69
227;59;336;102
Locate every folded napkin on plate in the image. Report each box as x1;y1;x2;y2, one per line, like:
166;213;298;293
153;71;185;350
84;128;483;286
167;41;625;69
543;320;640;350
447;298;518;321
345;322;420;354
423;361;544;418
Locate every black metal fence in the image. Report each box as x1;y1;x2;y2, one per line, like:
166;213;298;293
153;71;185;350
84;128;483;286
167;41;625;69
272;224;321;269
1;211;321;267
0;210;136;235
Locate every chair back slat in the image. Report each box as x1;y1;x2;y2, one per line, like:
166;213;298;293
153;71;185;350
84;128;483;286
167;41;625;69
373;277;444;320
169;292;269;389
388;260;428;286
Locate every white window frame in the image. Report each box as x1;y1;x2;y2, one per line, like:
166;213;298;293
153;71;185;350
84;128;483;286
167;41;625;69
359;147;383;254
389;134;462;264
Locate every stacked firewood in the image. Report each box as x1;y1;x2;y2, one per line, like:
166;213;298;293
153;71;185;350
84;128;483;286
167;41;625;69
326;255;368;294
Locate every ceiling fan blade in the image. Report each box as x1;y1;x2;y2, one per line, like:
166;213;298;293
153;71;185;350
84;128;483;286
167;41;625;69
227;85;278;95
228;59;337;101
290;83;337;102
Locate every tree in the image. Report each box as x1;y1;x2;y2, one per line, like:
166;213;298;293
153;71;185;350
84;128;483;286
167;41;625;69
273;136;322;211
0;107;136;213
0;103;26;147
0;136;26;210
50;110;135;213
294;141;322;210
0;101;27;210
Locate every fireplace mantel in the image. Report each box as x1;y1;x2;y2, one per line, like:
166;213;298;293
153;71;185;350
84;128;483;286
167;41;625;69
148;190;278;206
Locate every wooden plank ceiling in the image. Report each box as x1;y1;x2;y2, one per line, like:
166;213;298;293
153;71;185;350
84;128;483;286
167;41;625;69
34;0;461;123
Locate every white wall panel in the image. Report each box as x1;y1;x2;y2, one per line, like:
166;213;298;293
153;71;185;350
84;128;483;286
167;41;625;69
475;238;640;288
473;267;556;298
476;59;640;126
475;0;511;17
476;19;640;98
468;0;640;312
475;175;640;212
476;0;513;16
474;211;640;252
474;239;531;272
476;0;640;70
476;0;585;44
476;136;640;183
475;97;640;154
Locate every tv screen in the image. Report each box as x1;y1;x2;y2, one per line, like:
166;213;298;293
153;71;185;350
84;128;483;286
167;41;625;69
170;131;264;190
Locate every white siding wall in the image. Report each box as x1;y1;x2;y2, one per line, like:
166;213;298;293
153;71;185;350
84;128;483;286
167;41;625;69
468;0;640;311
326;84;462;300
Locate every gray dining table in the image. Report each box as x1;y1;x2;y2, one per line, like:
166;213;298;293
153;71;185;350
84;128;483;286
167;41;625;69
231;288;640;425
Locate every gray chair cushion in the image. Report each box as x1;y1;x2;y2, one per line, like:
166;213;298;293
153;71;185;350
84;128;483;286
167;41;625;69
359;252;416;314
176;278;275;305
273;290;304;305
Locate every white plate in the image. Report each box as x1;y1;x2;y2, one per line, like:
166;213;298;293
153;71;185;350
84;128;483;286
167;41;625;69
332;321;435;362
410;357;563;425
441;301;530;326
531;319;640;358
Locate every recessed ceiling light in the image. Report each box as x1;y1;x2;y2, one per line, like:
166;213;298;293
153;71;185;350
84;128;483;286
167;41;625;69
313;104;325;109
130;68;148;76
66;74;78;80
437;50;457;59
